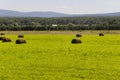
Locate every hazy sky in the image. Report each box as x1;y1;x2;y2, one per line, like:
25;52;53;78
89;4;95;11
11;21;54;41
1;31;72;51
0;0;120;14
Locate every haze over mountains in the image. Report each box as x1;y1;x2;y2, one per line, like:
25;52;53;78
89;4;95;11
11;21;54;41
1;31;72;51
0;9;120;17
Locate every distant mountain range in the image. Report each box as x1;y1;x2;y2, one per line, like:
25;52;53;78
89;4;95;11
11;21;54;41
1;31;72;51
0;9;120;17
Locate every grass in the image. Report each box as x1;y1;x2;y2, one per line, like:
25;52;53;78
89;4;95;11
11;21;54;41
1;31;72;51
0;33;120;80
1;30;120;34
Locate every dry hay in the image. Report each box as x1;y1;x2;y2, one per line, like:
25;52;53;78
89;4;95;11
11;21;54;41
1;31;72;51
99;33;104;36
0;33;5;35
2;38;12;42
71;39;82;44
0;37;5;40
16;39;26;44
18;35;24;38
76;34;82;37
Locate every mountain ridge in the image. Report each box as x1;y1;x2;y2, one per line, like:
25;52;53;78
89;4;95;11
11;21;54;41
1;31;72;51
0;9;120;17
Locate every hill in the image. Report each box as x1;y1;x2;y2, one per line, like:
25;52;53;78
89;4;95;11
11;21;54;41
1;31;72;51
0;9;120;17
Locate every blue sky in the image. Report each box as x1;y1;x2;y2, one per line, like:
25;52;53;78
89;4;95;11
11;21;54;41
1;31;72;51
0;0;120;14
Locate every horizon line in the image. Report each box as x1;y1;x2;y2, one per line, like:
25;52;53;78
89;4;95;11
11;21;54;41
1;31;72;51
0;8;120;15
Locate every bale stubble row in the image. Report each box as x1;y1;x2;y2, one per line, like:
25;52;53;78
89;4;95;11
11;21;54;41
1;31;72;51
71;34;82;44
0;33;26;44
71;33;104;44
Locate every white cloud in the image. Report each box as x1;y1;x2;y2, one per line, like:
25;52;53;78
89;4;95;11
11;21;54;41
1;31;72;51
106;0;119;6
61;5;68;9
107;2;112;5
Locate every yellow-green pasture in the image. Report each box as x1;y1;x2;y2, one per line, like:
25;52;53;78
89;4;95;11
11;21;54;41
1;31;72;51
0;34;120;80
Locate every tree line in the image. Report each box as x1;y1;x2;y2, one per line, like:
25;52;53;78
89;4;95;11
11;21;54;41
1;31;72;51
0;16;120;31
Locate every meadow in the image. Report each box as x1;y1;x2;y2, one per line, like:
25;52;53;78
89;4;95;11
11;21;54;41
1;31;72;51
0;32;120;80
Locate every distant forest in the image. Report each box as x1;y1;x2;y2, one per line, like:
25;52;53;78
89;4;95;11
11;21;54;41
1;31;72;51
0;17;120;31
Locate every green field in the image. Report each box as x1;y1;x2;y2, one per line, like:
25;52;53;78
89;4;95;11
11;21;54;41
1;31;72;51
0;33;120;80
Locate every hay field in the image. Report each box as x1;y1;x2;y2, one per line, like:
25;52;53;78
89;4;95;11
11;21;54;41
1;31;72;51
0;33;120;80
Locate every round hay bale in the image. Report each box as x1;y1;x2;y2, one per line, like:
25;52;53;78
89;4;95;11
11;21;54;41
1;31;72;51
76;34;82;37
0;33;5;35
71;39;82;44
0;37;5;40
16;39;26;44
99;33;104;36
2;38;11;42
18;35;24;38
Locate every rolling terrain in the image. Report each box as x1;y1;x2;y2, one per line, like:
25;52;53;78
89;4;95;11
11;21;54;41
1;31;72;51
1;9;120;17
